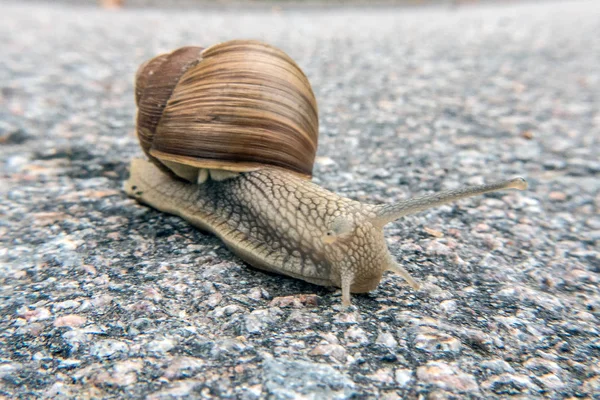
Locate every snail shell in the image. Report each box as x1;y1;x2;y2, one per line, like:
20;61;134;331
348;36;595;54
134;40;319;181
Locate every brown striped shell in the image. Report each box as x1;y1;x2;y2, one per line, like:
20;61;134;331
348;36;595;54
134;40;319;181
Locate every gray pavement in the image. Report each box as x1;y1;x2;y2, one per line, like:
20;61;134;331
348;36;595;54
1;0;599;398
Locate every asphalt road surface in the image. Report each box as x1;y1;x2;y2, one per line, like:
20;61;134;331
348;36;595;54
1;0;599;398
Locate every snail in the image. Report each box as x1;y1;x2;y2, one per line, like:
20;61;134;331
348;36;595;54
125;40;527;306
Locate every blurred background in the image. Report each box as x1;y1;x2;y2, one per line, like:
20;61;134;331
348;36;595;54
17;0;568;8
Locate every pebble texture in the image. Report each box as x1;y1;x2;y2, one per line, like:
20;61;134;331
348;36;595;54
1;1;599;399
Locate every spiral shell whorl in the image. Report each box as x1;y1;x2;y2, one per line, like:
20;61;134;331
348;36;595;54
135;46;203;166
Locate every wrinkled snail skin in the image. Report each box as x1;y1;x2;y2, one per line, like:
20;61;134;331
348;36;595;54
125;158;527;306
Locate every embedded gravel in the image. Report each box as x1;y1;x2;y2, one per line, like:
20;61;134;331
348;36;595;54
1;1;599;399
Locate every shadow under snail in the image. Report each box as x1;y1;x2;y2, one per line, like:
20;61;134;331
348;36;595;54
124;40;527;306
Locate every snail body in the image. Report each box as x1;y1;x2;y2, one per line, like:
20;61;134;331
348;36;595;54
125;40;527;305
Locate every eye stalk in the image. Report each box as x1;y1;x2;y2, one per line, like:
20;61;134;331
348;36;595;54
372;177;528;227
322;215;355;245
